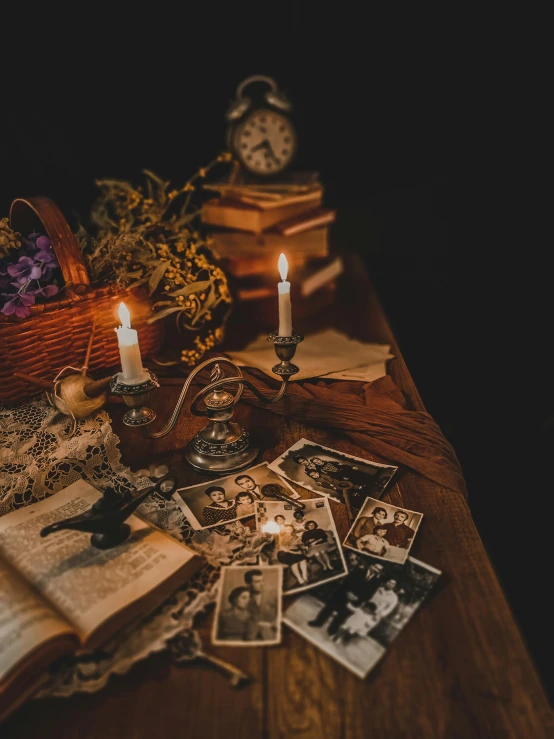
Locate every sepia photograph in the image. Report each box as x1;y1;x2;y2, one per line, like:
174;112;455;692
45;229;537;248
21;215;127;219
173;462;299;530
268;438;398;508
212;565;283;646
255;497;348;595
283;550;441;678
343;496;423;564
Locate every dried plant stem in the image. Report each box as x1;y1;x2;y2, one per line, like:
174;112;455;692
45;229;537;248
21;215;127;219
82;320;96;375
13;372;53;391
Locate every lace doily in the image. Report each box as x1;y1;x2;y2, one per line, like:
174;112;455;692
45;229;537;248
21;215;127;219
0;397;150;515
0;396;269;698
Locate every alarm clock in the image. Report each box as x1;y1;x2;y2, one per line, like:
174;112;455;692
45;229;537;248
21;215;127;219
225;75;297;178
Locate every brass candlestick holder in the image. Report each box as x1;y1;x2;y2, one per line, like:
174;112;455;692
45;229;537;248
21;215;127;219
110;332;303;474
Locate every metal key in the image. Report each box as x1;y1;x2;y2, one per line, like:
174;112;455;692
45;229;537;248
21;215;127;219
168;628;252;689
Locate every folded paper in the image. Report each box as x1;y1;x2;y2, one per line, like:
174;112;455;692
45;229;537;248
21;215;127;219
226;329;394;382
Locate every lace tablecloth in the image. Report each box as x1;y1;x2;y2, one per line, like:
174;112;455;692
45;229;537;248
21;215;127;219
0;396;267;698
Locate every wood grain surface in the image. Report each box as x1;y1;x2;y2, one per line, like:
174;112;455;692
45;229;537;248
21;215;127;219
4;255;552;738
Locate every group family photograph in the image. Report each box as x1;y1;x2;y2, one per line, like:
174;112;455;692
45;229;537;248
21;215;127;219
343;496;423;564
283;551;441;677
256;498;347;594
173;462;299;529
269;438;398;508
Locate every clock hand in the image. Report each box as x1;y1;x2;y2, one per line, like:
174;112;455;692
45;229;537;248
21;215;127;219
250;139;270;153
265;141;280;162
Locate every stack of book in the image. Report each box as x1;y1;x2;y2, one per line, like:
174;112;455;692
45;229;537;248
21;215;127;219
201;177;342;319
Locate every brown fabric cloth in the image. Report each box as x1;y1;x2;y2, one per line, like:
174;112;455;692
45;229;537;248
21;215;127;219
241;370;468;498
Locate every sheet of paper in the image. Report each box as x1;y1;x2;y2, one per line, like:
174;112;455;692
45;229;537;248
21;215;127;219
226;329;394;382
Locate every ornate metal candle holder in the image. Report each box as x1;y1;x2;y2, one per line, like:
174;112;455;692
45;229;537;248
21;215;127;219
110;371;161;426
111;332;303;474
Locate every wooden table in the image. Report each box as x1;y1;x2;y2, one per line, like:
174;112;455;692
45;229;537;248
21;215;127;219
5;255;552;738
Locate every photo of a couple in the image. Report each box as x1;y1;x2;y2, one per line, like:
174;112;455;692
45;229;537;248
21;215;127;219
256;498;347;594
268;438;397;508
173;462;299;530
212;566;282;646
283;551;441;678
343;497;423;564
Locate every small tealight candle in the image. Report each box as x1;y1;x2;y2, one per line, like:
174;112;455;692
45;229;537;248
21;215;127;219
277;253;292;337
115;302;146;384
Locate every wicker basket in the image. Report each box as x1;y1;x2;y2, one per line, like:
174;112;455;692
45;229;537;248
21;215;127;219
0;196;164;406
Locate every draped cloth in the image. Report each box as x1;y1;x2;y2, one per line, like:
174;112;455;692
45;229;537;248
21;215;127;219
241;370;468;499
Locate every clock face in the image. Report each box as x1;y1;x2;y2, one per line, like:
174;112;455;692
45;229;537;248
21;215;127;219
233;109;297;176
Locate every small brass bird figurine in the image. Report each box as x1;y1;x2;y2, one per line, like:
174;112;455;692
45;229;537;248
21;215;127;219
40;485;155;550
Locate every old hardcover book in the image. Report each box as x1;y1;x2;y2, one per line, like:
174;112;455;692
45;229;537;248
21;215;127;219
0;480;202;722
274;208;336;236
210;227;329;278
203;170;321;202
201;190;323;233
235;256;344;301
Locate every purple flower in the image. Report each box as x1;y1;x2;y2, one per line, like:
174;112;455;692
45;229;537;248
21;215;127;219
35;284;59;298
35;235;57;267
20;235;39;257
24;232;41;246
1;292;36;318
7;256;42;284
1;232;60;317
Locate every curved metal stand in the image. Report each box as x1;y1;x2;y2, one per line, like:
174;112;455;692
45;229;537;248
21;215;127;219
111;333;303;474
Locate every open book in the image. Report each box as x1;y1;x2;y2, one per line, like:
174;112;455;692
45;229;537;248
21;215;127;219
0;480;202;722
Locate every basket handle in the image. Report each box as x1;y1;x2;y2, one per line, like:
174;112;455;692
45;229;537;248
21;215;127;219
9;196;90;296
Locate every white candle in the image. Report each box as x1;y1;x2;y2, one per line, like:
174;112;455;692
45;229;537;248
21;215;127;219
277;253;292;337
115;302;146;384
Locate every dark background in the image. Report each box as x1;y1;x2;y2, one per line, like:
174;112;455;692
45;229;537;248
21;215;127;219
1;18;549;696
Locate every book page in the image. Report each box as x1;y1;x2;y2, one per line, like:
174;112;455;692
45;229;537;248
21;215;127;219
0;480;196;642
0;560;76;681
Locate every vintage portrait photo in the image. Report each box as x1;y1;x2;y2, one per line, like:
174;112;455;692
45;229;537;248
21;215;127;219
268;438;397;508
173;462;299;530
212;565;283;646
283;550;441;678
255;497;348;595
343;496;423;564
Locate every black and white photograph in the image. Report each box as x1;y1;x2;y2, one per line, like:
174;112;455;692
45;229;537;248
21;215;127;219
212;565;283;646
343;497;423;565
268;438;398;508
255;498;348;595
283;551;441;678
173;462;300;530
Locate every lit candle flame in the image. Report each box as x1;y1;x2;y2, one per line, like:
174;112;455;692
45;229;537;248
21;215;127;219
278;253;288;282
262;520;281;534
118;302;131;329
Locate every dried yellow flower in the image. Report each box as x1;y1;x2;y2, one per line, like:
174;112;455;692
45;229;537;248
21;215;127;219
80;160;234;367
